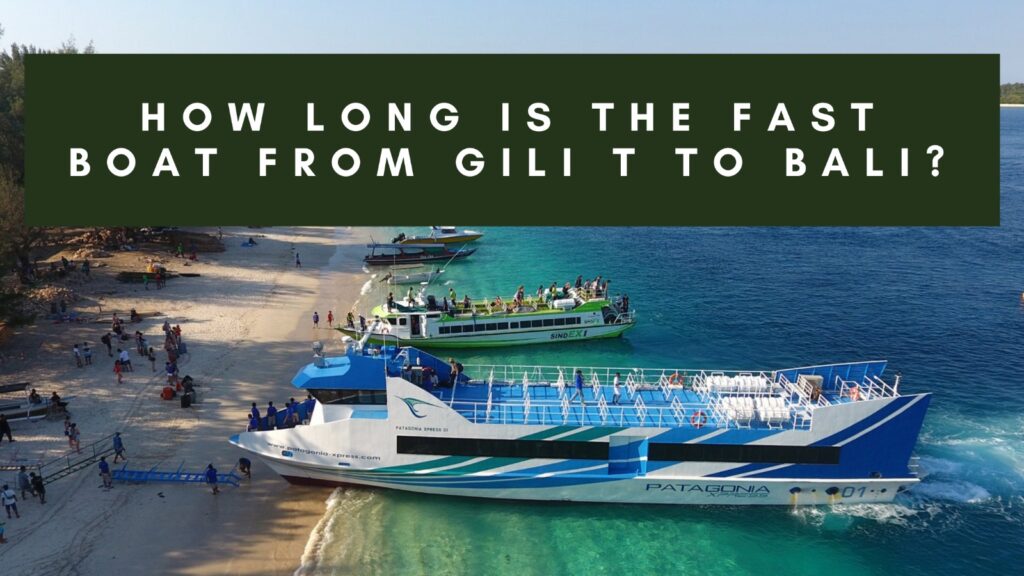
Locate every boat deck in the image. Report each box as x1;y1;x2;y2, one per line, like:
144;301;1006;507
392;349;899;432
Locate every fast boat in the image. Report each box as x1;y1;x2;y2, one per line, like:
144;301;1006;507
364;243;475;266
338;287;635;348
393;226;484;245
379;267;446;286
231;345;930;505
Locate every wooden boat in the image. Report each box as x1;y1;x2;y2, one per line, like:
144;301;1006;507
364;243;475;266
392;226;484;245
0;382;66;422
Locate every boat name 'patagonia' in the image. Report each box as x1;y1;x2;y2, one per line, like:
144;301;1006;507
550;329;588;340
645;483;771;497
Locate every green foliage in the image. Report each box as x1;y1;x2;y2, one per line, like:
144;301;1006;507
1002;83;1024;105
0;24;94;322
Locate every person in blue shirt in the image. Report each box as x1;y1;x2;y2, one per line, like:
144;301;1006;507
302;394;316;424
570;369;585;404
98;456;113;489
283;402;294;429
113;432;126;463
265;402;277;430
205;464;219;494
250;402;261;430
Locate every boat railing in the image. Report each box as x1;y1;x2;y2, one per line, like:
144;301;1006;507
834;374;900;402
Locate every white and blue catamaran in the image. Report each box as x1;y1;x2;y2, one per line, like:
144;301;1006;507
231;344;929;506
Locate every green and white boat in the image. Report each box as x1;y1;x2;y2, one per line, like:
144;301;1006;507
338;288;636;348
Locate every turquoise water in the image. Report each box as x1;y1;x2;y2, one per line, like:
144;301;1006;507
307;109;1024;575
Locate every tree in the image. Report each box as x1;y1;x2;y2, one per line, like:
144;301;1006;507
0;24;93;320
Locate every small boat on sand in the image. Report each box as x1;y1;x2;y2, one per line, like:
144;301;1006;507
364;244;475;266
392;226;483;245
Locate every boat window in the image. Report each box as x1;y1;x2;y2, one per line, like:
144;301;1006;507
554;318;566;326
311;389;387;405
485;323;497;331
397;436;608;460
510;322;519;329
399;318;407;326
531;320;544;328
648;444;840;465
450;325;463;334
387;318;397;325
397;436;841;464
439;326;450;335
497;322;509;330
543;319;555;327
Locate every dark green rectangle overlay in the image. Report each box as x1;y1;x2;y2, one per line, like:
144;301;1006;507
26;54;998;226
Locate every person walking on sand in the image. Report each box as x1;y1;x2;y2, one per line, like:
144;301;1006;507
118;348;133;372
114;360;123;384
295;253;301;268
83;343;93;366
101;332;113;357
68;423;81;453
313;311;319;328
17;467;33;500
0;415;12;443
205;464;220;495
148;347;156;372
327;310;334;327
1;485;19;519
113;432;126;463
98;457;113;490
73;344;83;367
29;474;45;504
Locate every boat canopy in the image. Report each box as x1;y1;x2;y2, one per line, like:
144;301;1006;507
291;354;387;390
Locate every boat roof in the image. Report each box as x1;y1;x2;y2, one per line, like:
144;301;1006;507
367;243;452;250
291;354;387;390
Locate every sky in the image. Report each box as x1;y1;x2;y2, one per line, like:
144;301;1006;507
2;0;1022;81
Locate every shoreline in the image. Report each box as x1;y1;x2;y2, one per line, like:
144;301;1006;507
0;226;371;575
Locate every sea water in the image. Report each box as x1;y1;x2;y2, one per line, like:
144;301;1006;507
301;110;1024;575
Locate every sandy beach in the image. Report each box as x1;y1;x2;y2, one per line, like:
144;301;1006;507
0;226;370;575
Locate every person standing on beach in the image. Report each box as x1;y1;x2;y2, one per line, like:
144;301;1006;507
114;360;123;384
313;312;319;328
143;273;149;290
148;347;156;372
101;332;113;357
98;457;113;489
69;423;81;453
113;432;126;463
29;474;45;504
1;485;19;519
83;343;93;366
295;252;301;268
17;467;33;500
327;310;334;327
73;344;83;367
205;464;220;495
0;415;12;443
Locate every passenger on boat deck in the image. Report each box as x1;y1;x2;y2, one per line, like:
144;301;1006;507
575;275;583;289
463;295;471;311
494;295;503;309
448;358;458;385
622;294;630;313
347;311;355;328
359;315;367;331
612;373;622;405
29;389;41;404
407;287;415;305
449;288;456;305
570;369;585;404
442;297;450;313
387;292;395;311
563;282;572;296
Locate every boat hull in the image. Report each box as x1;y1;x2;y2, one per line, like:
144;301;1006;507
337;321;634;348
260;456;911;505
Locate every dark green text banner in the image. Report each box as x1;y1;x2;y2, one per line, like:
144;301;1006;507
26;54;998;225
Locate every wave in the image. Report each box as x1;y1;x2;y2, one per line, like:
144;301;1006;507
295;488;346;576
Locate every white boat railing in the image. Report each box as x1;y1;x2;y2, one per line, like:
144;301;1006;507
448;396;714;428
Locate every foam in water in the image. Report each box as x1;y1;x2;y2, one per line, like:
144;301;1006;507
295;489;346;576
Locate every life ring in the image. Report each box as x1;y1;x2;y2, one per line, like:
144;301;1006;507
690;410;708;429
669;372;684;386
849;385;860;401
